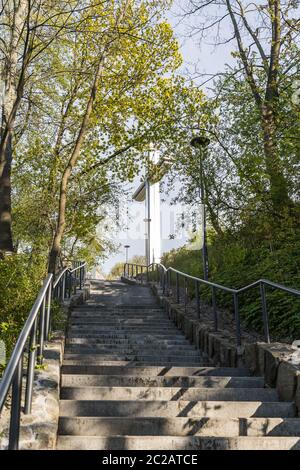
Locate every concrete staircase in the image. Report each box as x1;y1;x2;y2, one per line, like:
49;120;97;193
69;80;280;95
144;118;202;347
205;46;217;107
56;281;300;450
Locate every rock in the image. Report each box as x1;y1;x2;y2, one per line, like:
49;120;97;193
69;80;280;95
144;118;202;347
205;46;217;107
276;361;300;401
295;374;300;415
244;343;257;373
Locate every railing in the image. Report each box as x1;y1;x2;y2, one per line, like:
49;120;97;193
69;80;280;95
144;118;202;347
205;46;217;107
0;261;86;450
124;262;300;346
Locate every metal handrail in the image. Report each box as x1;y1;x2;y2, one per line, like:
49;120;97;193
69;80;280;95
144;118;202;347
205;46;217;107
0;260;86;450
124;262;300;347
53;262;86;288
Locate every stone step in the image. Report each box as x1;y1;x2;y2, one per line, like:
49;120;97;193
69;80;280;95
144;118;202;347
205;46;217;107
71;313;168;318
65;341;194;350
69;325;180;332
70;318;174;324
65;343;199;360
59;400;296;418
57;283;300;451
63;361;211;369
63;353;203;362
56;435;300;450
74;306;163;311
67;333;188;341
60;386;278;402
57;416;300;437
61;365;252;377
70;319;172;325
69;329;182;336
64;346;200;357
61;374;265;389
71;312;167;316
66;337;191;346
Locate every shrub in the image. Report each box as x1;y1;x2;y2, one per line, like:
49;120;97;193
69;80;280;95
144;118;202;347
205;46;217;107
0;254;46;367
161;229;300;341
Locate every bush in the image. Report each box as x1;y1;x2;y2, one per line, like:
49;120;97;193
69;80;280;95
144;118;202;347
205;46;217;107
0;254;46;368
161;228;300;341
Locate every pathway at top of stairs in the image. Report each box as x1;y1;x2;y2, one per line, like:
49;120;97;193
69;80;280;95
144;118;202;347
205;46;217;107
56;280;300;450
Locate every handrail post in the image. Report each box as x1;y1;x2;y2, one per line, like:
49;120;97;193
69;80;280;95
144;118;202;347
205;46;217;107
260;282;270;343
195;280;200;318
212;286;218;331
62;272;66;300
165;271;169;297
73;272;77;294
37;297;46;365
45;282;52;340
8;355;23;450
24;318;37;414
176;272;180;304
68;271;71;298
79;266;83;290
146;266;149;283
233;293;241;346
184;276;187;313
162;270;166;295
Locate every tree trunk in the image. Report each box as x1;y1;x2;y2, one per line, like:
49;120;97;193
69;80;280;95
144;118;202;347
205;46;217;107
0;132;14;253
48;57;105;273
0;0;28;253
261;101;289;211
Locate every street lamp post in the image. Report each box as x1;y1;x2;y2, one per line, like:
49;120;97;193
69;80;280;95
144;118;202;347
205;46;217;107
190;135;210;281
124;245;130;264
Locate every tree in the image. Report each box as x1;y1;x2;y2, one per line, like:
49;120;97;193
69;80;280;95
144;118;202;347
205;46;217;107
7;0;208;276
0;0;96;253
184;0;300;214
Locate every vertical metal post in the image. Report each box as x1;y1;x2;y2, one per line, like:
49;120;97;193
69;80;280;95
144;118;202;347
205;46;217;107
176;272;180;304
165;271;169;297
233;293;241;346
146;266;149;283
68;271;71;298
24;319;37;414
8;356;23;450
38;297;46;365
195;280;200;318
184;276;187;313
62;272;66;300
156;264;159;283
141;266;143;284
73;271;77;294
79;267;82;290
212;286;218;331
45;282;52;340
260;282;270;343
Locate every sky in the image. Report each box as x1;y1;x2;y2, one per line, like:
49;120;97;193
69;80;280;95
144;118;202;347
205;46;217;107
99;1;234;276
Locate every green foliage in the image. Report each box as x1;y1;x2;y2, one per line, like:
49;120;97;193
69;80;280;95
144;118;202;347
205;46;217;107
0;254;46;364
162;225;300;341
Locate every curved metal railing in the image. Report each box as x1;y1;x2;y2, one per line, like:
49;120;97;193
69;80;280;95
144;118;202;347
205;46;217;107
0;261;86;450
124;262;300;347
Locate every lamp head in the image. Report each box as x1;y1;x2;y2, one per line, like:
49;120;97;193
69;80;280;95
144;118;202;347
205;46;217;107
190;136;210;149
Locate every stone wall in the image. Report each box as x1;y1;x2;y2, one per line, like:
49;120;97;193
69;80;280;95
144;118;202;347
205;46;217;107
151;283;300;415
